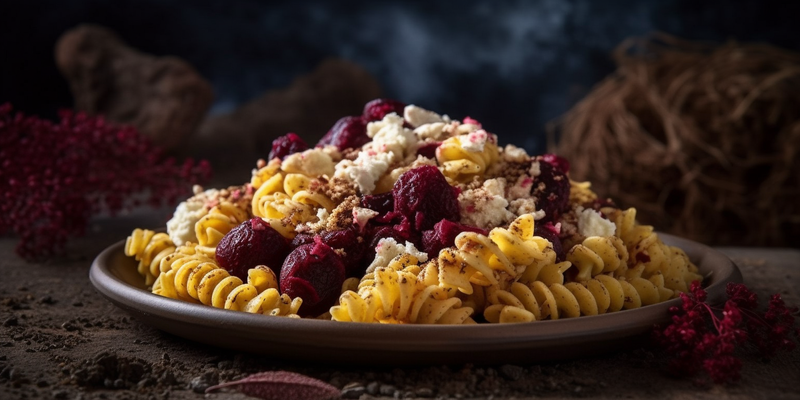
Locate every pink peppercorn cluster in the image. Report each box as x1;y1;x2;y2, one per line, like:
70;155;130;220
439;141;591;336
0;103;212;260
654;281;799;384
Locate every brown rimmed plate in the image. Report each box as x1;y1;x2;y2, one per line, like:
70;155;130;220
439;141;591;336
89;233;741;365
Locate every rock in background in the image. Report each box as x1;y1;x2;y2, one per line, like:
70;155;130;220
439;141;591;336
192;58;381;184
55;24;214;150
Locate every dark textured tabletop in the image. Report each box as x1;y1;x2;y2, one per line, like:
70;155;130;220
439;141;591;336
1;210;799;400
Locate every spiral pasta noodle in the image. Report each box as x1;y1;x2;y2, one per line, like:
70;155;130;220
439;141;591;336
155;260;301;317
331;264;475;324
194;202;249;257
250;162;334;239
605;207;702;291
125;229;175;285
482;272;667;322
436;133;499;183
565;236;628;282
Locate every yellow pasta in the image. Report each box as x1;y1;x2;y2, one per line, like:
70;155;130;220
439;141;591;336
122;104;707;326
606;207;702;291
154;261;301;317
436;133;499;183
194;202;249;257
565;236;628;282
331;265;474;324
124;228;175;286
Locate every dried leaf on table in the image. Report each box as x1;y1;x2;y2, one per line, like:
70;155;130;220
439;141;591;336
205;370;341;400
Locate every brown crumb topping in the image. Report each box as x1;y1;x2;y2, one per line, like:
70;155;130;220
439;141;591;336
326;195;359;231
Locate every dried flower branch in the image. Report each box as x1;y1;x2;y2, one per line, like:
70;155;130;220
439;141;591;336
654;281;799;384
205;371;340;400
0;103;212;260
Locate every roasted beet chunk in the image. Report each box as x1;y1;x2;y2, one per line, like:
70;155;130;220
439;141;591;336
316;116;370;151
392;165;460;231
290;233;315;248
422;219;488;257
280;239;346;317
320;227;367;277
363;219;420;266
360;191;394;215
268;132;308;161
534;222;564;262
416;141;441;159
215;218;291;281
532;157;570;222
363;98;406;121
541;153;570;174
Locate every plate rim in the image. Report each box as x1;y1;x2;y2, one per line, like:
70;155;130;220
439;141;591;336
89;233;742;363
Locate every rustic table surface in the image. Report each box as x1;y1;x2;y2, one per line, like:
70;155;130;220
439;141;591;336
1;211;798;400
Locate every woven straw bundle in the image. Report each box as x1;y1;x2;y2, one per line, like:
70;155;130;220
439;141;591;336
551;33;800;246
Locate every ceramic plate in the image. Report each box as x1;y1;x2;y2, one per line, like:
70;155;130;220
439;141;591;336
90;233;741;365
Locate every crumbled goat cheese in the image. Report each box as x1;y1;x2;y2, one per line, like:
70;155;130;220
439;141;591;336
282;148;335;177
461;129;489;153
167;196;211;246
503;144;530;163
509;199;541;219
507;175;534;200
352;207;378;232
334;150;393;195
414;122;448;141
528;161;541;177
365;238;428;274
404;105;445;127
577;208;616;237
458;178;515;229
366;113;417;162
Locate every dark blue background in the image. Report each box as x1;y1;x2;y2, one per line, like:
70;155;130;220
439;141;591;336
2;0;798;153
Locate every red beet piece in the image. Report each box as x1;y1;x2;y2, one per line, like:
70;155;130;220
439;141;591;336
320;227;367;278
392;165;460;231
363;98;406;121
534;222;565;262
416;141;442;159
216;218;291;281
532;157;570;222
290;233;315;248
268;132;308;161
541;153;570;174
316;116;370;151
422;219;488;257
280;239;346;317
363;218;421;266
360;191;394;215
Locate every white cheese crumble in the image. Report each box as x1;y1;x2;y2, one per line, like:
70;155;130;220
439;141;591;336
413;122;447;141
365;238;428;274
404;105;445;127
458;178;515;230
167;194;212;246
503;144;530;163
577;208;616;237
461;129;489;153
352;207;379;232
366;112;417;162
528;160;541;177
509;199;542;219
334;150;393;195
507;175;534;201
281;148;335;178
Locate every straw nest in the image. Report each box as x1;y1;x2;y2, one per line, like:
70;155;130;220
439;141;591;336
550;33;800;247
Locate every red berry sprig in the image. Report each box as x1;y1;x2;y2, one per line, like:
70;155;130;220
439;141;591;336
654;281;799;384
0;103;212;260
